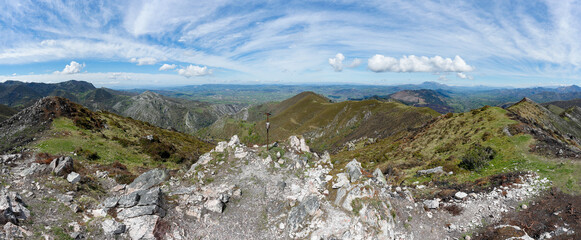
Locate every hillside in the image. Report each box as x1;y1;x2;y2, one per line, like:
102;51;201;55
0;104;17;122
112;91;244;135
0;80;96;108
203;91;440;153
386;89;454;113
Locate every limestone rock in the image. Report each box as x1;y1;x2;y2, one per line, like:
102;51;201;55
455;191;468;199
214;141;228;152
101;219;126;235
0;189;30;224
332;173;350;189
345;159;362;182
299;138;310;152
289;136;301;151
373;168;387;185
423;199;440;209
118;205;162;219
50;156;74;176
417;166;445;176
204;199;224;213
228;135;240;147
127;169;169;192
197;153;212;165
125;215;159;240
67;172;81;184
3;222;32;238
302;195;320;215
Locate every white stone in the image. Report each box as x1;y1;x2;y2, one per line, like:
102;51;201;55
423;199;440;209
125;215;159;240
299;138;310;152
215;141;228;152
289;136;301;150
234;147;248;159
228;135;240;147
197;153;213;165
455;191;468;199
263;155;272;164
332;173;350;189
67;172;81;184
204;199;224;213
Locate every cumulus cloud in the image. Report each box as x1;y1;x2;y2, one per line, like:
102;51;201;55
54;61;85;74
329;53;345;72
456;72;473;80
329;53;361;72
178;65;212;77
130;57;158;65
159;64;177;71
368;55;474;73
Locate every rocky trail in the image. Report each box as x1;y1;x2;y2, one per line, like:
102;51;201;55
0;135;575;239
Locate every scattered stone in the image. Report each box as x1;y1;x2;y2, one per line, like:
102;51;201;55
302;196;320;215
345;159;362;182
0;189;30;224
521;204;528;210
18;163;46;177
118;191;140;208
332;173;350;189
234;147;248;159
299;138;310;152
277;181;287;191
287;204;307;231
289;136;301;151
67;172;81;184
138;187;163;206
417;166;445;176
103;196;120;209
118;205;162;219
127;168;169;192
455;191;468;200
197;153;213;165
276;152;281;159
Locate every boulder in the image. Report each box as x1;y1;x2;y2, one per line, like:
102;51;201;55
125;215;159;240
299;138;310;152
228;135;240;147
332;173;350;189
197;153;212;165
18;163;46;177
289;136;301;150
50;156;74;176
127;169;169;192
302;196;320;215
67;172;81;184
118;191;140;208
234;147;248;159
117;205;163;219
417;166;445;176
3;222;32;238
102;219;126;235
345;159;362;182
103;196;120;209
138;187;163;206
287;204;307;231
373;168;387;185
204;199;224;213
0;189;30;224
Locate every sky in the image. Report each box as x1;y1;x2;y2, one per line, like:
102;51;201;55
0;0;580;88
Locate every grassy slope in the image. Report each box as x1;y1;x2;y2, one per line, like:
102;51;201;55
34;111;214;174
334;106;581;194
0;104;17;122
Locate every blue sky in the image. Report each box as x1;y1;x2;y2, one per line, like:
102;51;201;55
0;0;580;88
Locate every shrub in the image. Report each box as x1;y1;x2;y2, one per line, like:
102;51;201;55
458;144;496;171
74;147;100;160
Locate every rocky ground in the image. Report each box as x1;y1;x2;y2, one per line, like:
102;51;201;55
0;135;577;239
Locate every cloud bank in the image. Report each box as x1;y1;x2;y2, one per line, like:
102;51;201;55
368;55;474;73
178;65;212;77
329;53;361;72
54;61;85;74
130;57;158;66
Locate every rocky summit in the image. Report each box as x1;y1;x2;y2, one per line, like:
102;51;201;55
0;135;562;239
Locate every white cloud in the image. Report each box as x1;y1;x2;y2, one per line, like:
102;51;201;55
329;53;361;72
54;61;85;74
328;53;345;72
159;64;177;71
456;72;473;80
178;65;212;77
130;57;158;65
368;55;474;73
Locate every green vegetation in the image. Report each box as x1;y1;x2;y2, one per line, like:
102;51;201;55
34;109;213;175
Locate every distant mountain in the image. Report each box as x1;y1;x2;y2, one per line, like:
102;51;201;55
383;89;453;113
0;80;96;107
112;91;245;135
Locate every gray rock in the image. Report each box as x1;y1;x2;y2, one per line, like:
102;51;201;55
197;153;212;165
67;172;81;184
287;204;307;231
18;163;46;177
204;199;224;213
118;191;140;208
0;190;30;224
101;219;126;235
138;187;162;206
423;199;440;209
219;193;230;203
302;195;320;215
345;159;362;182
3;222;31;238
50;156;74;176
228;135;240;147
69;232;84;240
125;215;159;240
56;194;74;203
373;168;387;185
277;181;287;191
117;205;161;219
103;196;120;209
417;166;445;176
127;169;169;192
